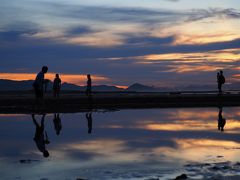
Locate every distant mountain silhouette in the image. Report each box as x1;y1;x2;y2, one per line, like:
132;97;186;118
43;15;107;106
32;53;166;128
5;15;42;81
0;79;239;92
0;79;123;91
61;82;83;91
126;83;156;92
93;85;124;91
0;79;34;91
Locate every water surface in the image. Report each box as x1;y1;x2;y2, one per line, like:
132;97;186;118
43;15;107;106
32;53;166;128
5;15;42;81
1;107;240;179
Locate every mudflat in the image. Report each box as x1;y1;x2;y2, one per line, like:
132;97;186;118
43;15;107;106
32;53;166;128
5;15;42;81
0;90;240;113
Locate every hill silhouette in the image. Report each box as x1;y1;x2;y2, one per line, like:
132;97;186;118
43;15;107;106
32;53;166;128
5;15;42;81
0;79;124;91
0;79;240;92
126;83;156;92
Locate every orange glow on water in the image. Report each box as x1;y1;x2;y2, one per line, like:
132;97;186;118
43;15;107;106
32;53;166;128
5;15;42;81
141;120;240;132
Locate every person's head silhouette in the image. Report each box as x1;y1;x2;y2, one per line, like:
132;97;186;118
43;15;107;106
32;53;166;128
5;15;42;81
42;66;48;74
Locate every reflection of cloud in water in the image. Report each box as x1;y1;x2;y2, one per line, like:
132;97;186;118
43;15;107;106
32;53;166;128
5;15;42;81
1;108;240;179
49;139;166;168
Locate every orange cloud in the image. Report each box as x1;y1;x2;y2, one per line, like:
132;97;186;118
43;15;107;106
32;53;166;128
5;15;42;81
151;17;240;45
142;49;240;62
164;64;224;73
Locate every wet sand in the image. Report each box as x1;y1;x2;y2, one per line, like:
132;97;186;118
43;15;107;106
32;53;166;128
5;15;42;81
1;91;240;113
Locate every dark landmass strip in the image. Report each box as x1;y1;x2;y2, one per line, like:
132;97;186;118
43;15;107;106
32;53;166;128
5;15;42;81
2;79;240;92
0;91;240;114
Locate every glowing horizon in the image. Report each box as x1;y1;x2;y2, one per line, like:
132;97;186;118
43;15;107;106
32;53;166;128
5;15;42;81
0;73;110;86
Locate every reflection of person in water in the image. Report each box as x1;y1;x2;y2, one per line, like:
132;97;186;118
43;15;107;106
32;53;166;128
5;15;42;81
53;113;62;135
32;114;50;158
86;112;92;134
218;107;226;131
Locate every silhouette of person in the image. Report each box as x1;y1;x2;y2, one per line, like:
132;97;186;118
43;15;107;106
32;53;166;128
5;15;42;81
86;112;92;134
53;74;61;98
33;66;48;100
218;107;226;131
85;74;92;99
217;70;225;94
53;113;62;135
44;79;50;93
32;114;50;157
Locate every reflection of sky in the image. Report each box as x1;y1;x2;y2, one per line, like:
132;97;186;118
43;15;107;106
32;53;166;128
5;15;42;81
0;0;240;87
1;108;240;179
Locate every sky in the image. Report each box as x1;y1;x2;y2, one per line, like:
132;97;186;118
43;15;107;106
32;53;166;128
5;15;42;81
0;0;240;87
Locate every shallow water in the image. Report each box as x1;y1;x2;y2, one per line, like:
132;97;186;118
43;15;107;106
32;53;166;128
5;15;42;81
1;107;240;180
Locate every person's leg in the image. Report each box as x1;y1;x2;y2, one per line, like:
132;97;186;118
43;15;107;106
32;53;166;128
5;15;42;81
86;88;89;96
32;114;39;127
40;89;44;98
34;87;38;98
57;89;60;98
218;83;221;94
41;114;46;129
88;87;92;99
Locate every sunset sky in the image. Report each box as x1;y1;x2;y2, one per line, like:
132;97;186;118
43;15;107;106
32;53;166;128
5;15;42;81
0;0;239;87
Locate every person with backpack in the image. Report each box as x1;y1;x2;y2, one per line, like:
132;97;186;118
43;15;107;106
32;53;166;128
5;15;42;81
217;70;225;94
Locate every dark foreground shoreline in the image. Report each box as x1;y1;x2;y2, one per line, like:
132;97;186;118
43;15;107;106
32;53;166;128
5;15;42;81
1;91;240;113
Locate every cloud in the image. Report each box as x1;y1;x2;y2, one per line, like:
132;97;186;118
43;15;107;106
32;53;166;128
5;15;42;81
185;8;240;22
1;1;240;87
66;26;96;36
2;2;240;47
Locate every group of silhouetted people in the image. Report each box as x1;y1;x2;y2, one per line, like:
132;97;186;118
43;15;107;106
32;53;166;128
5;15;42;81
33;66;62;100
33;66;227;100
33;66;92;100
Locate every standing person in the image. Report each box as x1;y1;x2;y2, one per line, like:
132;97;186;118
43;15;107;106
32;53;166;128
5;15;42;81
53;74;61;98
217;70;225;94
85;74;92;99
33;66;48;100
